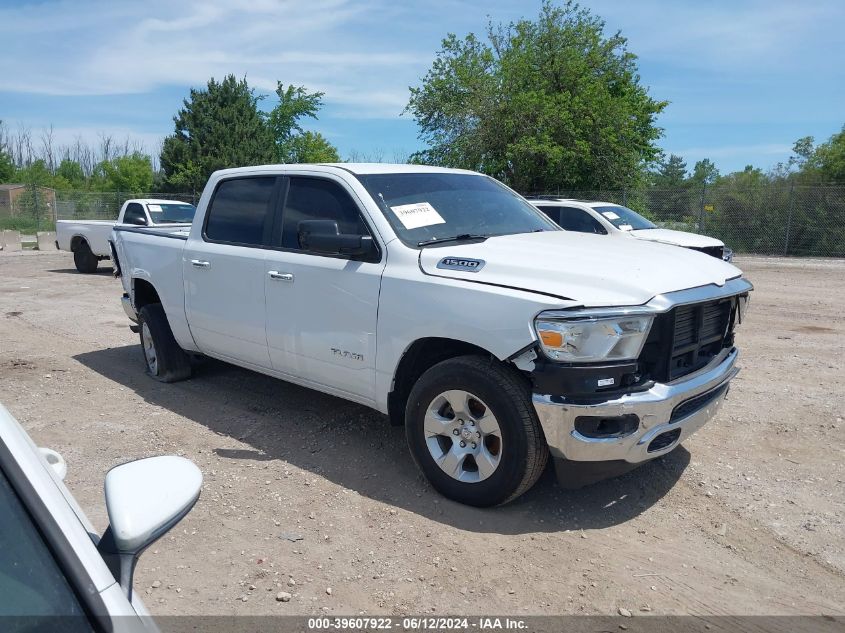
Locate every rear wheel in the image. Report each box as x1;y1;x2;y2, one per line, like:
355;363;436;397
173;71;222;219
73;242;99;273
405;355;548;506
138;304;192;382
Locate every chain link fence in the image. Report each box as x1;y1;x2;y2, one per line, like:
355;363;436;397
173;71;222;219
4;184;844;257
526;185;845;258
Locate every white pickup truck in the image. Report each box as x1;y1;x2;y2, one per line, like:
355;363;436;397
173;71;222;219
57;198;195;273
111;164;751;506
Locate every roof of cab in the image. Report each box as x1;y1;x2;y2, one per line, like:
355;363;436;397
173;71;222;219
211;163;480;178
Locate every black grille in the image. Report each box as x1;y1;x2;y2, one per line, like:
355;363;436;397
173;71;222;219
690;245;725;259
648;429;681;453
671;384;729;422
638;296;739;383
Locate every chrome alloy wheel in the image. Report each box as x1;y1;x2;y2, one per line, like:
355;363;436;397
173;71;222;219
423;390;503;483
141;322;158;374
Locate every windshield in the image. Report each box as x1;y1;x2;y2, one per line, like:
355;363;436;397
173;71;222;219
592;205;656;231
146;203;196;224
357;173;558;247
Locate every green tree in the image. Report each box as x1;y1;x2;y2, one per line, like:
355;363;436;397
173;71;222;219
93;153;154;193
284;131;340;163
160;75;275;191
268;83;339;163
0;151;14;182
651;154;687;187
648;154;692;221
55;159;86;188
690;158;719;187
810;125;845;184
406;1;667;191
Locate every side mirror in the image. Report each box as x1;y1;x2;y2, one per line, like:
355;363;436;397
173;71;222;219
97;456;202;600
298;220;375;259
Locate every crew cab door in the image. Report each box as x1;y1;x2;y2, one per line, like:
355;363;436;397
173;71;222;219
263;175;385;404
183;176;281;369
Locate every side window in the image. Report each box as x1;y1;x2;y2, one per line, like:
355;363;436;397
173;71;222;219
282;177;368;251
123;203;146;225
205;177;276;246
0;469;93;630
557;207;607;235
536;206;561;224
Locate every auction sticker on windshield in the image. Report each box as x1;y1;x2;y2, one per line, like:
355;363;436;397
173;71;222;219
601;210;620;220
390;202;446;230
148;204;162;212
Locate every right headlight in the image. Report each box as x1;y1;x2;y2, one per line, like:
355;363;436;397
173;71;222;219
534;309;654;363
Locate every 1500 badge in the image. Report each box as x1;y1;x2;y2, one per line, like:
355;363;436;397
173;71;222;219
436;257;486;272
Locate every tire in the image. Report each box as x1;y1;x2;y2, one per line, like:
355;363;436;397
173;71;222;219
73;242;99;273
405;355;548;507
138;304;192;383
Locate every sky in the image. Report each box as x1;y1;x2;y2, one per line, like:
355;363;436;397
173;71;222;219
1;0;843;175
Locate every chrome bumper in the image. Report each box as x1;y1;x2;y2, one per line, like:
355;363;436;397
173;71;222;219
532;348;739;463
121;294;138;323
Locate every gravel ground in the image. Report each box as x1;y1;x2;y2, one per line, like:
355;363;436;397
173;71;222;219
0;250;843;617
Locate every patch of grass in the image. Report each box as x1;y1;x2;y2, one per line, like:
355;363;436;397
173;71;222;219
0;217;56;233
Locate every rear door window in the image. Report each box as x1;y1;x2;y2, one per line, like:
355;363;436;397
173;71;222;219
204;177;277;246
557;207;607;234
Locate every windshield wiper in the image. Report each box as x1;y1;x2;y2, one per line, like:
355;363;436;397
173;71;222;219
417;234;489;247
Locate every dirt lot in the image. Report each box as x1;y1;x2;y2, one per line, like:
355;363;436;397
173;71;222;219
0;250;843;617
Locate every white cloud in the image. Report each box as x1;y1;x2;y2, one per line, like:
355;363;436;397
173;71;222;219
0;0;426;118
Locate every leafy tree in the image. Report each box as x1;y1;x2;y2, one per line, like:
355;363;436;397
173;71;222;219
55;159;86;188
406;1;667;191
810;125;845;184
0;150;14;182
690;158;719;187
648;154;692;221
284;131;340;163
651;154;687;187
160;75;275;191
268;83;339;163
93;153;154;193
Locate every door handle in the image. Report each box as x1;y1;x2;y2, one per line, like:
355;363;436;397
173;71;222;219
190;259;211;268
268;271;294;282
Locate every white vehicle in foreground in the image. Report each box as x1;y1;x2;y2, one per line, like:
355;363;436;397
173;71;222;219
528;197;733;262
0;403;201;631
56;199;196;273
111;164;751;507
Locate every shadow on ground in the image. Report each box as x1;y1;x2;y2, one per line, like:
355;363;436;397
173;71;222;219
47;268;115;276
74;345;690;535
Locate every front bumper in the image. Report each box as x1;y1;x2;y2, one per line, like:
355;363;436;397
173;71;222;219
532;348;739;463
121;293;138;323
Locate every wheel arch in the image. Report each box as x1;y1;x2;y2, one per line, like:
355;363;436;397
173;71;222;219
70;235;89;252
388;337;520;426
132;278;162;312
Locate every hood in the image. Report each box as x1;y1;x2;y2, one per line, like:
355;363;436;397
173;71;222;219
628;228;723;249
418;231;742;307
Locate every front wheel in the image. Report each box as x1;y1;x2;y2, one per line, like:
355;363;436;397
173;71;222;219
405;356;548;506
138;304;192;382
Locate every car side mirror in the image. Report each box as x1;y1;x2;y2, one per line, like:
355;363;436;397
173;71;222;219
97;456;202;600
126;215;147;226
298;220;376;259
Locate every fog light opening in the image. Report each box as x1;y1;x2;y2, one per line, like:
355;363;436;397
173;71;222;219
574;414;639;439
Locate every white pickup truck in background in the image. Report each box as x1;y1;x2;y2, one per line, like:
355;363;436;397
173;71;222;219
56;199;196;273
111;164;751;507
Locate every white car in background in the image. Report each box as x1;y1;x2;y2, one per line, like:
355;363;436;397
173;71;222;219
528;197;733;262
0;403;201;632
56;199;196;273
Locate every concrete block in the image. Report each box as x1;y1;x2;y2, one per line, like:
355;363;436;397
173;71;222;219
1;230;22;252
36;231;58;251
